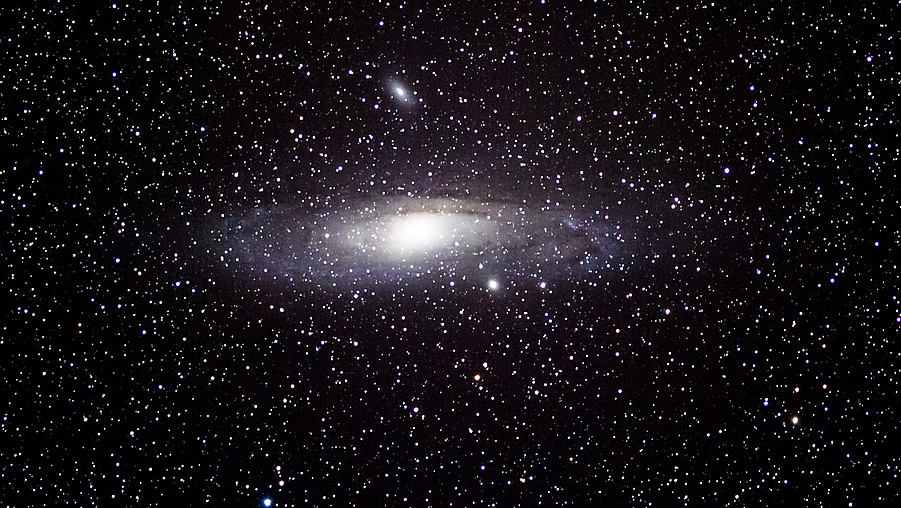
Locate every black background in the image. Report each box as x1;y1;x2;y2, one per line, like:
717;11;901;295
3;1;898;506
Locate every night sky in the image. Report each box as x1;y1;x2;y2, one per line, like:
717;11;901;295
3;1;899;506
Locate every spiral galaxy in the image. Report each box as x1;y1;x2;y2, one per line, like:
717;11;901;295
208;193;627;291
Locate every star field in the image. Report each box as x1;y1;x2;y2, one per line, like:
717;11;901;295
3;1;899;506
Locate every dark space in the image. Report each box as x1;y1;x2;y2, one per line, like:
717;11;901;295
3;2;898;506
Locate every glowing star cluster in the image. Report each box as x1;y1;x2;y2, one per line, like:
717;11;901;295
386;212;455;254
387;80;415;105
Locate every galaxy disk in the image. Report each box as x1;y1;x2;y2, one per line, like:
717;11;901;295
208;194;625;290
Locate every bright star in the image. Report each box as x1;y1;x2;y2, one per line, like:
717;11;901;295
487;279;499;290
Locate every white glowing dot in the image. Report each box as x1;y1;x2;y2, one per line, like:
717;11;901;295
791;416;799;425
395;86;406;97
389;213;447;252
487;279;499;290
262;498;273;507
